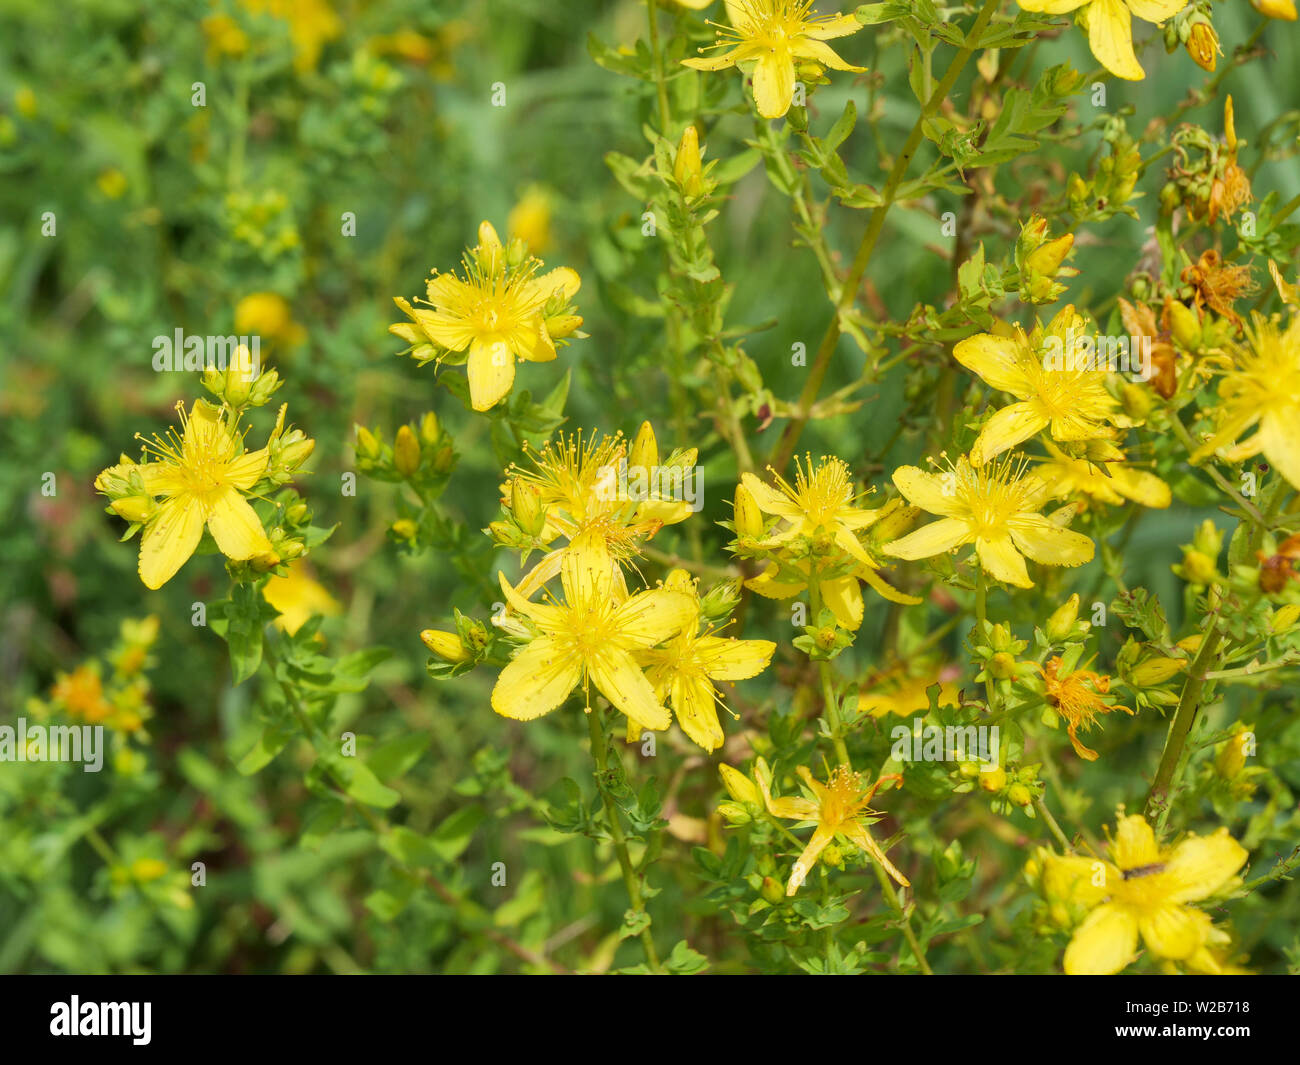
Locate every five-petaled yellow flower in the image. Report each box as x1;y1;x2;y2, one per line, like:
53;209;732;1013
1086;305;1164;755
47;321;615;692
1043;814;1247;975
637;571;775;752
741;456;920;628
491;534;695;732
883;455;1094;589
1016;1;1190;81
96;400;273;590
954;307;1128;466
759;762;909;895
682;1;865;119
1192;314;1300;491
390;221;581;412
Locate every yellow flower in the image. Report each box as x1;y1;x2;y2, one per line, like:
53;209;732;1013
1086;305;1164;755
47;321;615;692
741;456;920;627
50;665;114;724
391;221;581;412
1041;655;1133;760
858;665;960;718
508;186;553;254
235;292;305;346
507;425;694;599
682;1;865;119
760;763;909;894
1252;0;1297;20
1016;1;1190;81
1043;814;1247;975
953;307;1127;466
1192;314;1300;490
637;571;775;751
263;560;341;635
490;534;695;732
1034;443;1171;510
241;0;342;74
883;455;1094;589
96;401;273;589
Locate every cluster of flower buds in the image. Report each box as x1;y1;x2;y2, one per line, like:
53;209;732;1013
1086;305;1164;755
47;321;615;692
1172;518;1224;586
202;345;282;409
1016;215;1078;304
1115;637;1187;712
1163;98;1251;226
971;622;1035;693
954;759;1043;817
356;412;455;490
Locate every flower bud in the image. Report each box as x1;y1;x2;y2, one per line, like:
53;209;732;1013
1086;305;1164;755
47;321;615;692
1272;603;1300;633
760;876;785;906
111;496;155;524
419;411;440;446
1007;782;1032;807
356;426;382;460
979;766;1007;793
131;858;169;883
391;519;418;541
1130;656;1185;686
1214;725;1253;779
1026;233;1074;277
674;124;704;199
719;763;761;807
1186;20;1219;73
422;628;468;663
629;420;658;473
1045;594;1080;641
733;482;764;539
1167;300;1201;349
394;425;421;478
988;652;1018;680
1181;548;1218;585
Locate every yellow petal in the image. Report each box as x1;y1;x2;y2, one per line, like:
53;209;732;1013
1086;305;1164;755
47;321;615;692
561;529;616;605
205;486;272;560
497;570;567;630
589;647;670;730
841;819;910;887
1139;904;1211;961
883;517;970;560
820;575;864;629
466;335;516;411
805;13;865;40
976;535;1032;587
891;466;961;517
138;462;187;497
223;448;270;492
1112;814;1160;868
752;50;795;119
672;675;725;752
952;333;1031;395
740;472;802;520
791;37;864;72
1043;855;1118;906
1259;410;1300;491
860;566;923;605
1064;903;1139;975
1007;515;1094;568
1111;465;1172;508
1089;0;1145;80
745;562;805;600
695;635;776;681
971;403;1047;466
138;495;206;589
1127;0;1189;21
787;823;836;895
611;588;696;648
491;636;581;720
1163;829;1248;903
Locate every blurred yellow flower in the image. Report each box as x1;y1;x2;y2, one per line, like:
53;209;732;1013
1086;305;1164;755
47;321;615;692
1034;443;1171;510
241;0;342;74
1043;814;1247;974
235;292;305;346
682;0;865;119
264;560;341;635
508;186;553;254
1193;314;1300;490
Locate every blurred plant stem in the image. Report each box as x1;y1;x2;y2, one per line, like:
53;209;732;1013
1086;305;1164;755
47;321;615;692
587;705;663;973
768;0;1003;475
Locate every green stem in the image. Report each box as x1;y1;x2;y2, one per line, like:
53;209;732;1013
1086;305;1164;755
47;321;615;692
586;707;663;973
1145;623;1224;832
871;861;933;976
645;0;672;135
768;0;1003;474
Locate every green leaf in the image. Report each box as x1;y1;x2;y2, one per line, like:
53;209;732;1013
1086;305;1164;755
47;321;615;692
430;804;486;862
236;726;291;776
